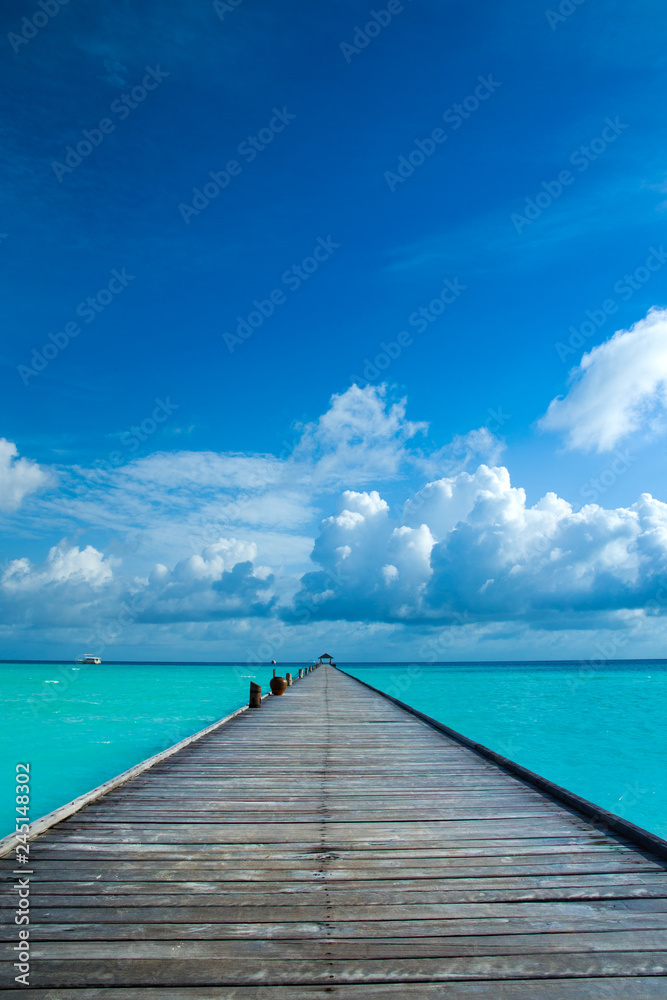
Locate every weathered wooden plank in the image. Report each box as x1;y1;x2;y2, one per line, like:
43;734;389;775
24;838;644;858
74;803;564;816
4;911;667;941
66;811;567;825
5;897;667;925
11;847;664;878
1;980;666;999
23;873;667;894
27;835;632;856
36;820;601;844
11;884;666;911
12;860;662;881
10;929;667;960
5;952;667;986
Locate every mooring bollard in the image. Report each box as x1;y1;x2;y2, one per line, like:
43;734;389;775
298;668;303;678
286;672;292;686
249;682;262;708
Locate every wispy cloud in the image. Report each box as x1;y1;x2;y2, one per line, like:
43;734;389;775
100;58;128;88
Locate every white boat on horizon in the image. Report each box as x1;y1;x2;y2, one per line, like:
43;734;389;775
76;654;102;664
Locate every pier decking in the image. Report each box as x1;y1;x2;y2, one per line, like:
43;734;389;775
2;663;667;997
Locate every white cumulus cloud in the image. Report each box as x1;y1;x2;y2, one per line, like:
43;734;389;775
0;438;51;511
0;541;116;627
293;383;428;484
539;307;667;452
2;542;114;592
290;465;667;626
133;537;276;623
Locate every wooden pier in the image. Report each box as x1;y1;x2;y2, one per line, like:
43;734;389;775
2;663;667;997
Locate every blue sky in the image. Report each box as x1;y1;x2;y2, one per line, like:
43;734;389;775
3;0;667;662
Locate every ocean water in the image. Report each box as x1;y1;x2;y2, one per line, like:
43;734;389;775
0;661;267;839
344;661;667;840
1;660;666;842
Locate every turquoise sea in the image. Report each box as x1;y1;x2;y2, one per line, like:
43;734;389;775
344;662;667;840
0;661;266;840
0;660;665;841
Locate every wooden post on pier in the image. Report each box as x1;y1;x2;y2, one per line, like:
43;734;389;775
249;681;261;708
285;672;292;686
298;668;303;678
